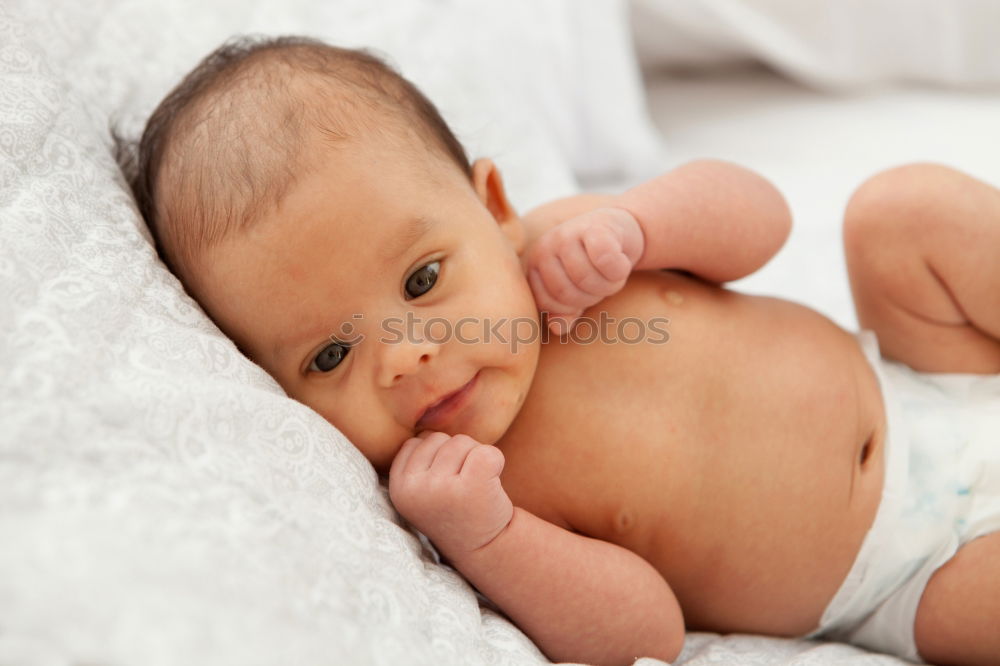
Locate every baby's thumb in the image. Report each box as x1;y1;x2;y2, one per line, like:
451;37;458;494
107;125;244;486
461;444;505;481
546;312;582;337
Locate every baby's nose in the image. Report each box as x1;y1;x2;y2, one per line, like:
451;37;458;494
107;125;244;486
378;336;439;386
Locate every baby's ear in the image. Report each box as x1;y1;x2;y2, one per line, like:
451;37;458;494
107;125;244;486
472;158;524;253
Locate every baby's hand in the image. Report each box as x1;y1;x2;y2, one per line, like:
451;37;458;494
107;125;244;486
524;207;644;335
388;431;514;559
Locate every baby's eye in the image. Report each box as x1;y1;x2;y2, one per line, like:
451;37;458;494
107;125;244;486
404;260;440;300
309;341;350;373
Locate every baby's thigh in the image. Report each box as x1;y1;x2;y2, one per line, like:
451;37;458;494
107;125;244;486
914;531;1000;666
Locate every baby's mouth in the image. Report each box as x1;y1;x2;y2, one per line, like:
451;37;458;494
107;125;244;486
415;371;480;431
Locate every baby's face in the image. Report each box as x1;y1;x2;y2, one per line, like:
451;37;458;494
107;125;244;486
189;136;540;472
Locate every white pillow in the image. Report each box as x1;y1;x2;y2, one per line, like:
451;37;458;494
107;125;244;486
0;1;664;663
631;0;1000;89
23;0;662;207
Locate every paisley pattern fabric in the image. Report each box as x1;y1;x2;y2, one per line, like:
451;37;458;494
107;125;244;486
0;2;592;663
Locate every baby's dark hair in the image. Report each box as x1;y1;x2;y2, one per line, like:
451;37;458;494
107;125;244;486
118;35;470;278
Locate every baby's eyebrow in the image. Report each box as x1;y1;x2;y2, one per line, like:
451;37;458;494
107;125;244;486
380;215;432;265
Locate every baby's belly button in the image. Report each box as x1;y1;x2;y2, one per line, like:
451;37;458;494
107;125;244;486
855;446;886;513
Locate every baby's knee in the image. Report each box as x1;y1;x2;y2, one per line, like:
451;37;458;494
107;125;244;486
843;163;966;251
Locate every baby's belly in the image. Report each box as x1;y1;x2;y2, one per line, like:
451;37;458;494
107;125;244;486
499;272;887;636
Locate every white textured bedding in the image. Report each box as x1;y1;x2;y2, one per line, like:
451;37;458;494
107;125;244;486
3;1;999;665
645;65;1000;332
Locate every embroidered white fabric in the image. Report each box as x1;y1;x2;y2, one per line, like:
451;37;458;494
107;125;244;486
0;2;658;664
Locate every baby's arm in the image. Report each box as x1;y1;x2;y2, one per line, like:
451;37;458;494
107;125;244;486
389;432;683;666
523;160;791;332
618;159;792;280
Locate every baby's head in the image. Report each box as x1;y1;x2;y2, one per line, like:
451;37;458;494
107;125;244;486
128;36;541;471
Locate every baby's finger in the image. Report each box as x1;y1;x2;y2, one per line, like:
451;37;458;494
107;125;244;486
528;265;572;318
545;312;581;337
583;226;632;283
557;237;612;296
535;252;591;312
460;444;506;482
429;434;480;476
402;430;452;473
389;435;422;481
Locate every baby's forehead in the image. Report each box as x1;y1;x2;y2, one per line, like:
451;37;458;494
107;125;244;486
160;67;466;260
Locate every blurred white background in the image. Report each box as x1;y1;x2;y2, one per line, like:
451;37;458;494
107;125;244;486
630;0;1000;330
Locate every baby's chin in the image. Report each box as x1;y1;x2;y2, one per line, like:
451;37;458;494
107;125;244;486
461;417;513;447
468;382;530;445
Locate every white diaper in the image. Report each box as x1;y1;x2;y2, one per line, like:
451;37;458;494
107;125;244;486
808;330;1000;662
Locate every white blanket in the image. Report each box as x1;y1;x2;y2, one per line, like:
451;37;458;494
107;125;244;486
0;2;657;664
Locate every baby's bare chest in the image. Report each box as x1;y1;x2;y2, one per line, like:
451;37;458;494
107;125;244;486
497;272;886;633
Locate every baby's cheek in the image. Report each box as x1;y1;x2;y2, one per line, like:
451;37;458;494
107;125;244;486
348;423;405;474
512;268;541;310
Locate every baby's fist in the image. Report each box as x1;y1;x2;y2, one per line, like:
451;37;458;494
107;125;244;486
525;207;644;335
388;431;514;559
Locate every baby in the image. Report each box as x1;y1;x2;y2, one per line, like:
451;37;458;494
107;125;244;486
124;36;1000;666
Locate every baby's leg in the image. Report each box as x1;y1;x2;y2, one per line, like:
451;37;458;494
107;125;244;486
914;531;1000;665
843;164;1000;373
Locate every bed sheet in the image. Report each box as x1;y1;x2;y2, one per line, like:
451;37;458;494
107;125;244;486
642;65;1000;666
